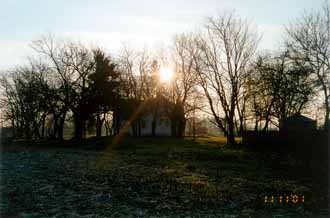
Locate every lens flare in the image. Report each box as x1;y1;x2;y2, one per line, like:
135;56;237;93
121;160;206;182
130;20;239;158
159;67;174;82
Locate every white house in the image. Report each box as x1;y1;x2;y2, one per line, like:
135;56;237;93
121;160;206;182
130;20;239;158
130;113;172;136
120;96;173;136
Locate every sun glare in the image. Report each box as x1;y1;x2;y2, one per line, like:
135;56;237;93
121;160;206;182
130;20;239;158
159;67;174;82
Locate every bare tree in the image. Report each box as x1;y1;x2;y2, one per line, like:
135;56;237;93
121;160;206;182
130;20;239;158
246;53;277;131
286;2;330;129
117;46;160;136
31;35;105;139
0;62;51;140
193;12;259;145
248;51;314;131
165;34;199;137
30;34;75;140
0;73;21;138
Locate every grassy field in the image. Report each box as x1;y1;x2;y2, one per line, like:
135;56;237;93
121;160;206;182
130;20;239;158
0;136;329;218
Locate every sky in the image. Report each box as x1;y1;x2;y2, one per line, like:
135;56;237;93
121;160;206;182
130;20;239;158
0;0;325;69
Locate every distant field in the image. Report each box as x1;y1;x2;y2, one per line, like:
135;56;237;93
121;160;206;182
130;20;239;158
0;136;329;218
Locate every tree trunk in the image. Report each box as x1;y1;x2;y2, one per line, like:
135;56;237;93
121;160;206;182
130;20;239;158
192;118;196;141
170;119;176;137
227;96;237;146
325;104;330;130
137;119;141;136
323;90;330;130
114;108;121;135
227;120;236;146
152;120;157;136
58;111;66;140
33;119;40;140
95;114;104;137
151;104;159;137
73;111;83;140
132;122;137;136
41;114;46;139
263;119;270;132
11;120;16;139
177;118;186;137
239;120;244;136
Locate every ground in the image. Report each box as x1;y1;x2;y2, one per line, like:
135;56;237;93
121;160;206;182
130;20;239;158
0;136;329;218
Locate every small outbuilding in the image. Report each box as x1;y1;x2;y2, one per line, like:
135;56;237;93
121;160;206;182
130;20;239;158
281;113;317;132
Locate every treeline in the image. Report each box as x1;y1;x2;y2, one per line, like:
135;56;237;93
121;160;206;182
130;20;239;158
0;36;199;140
1;3;330;145
0;41;118;140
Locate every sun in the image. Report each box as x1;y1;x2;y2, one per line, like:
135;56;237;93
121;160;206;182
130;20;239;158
159;67;174;82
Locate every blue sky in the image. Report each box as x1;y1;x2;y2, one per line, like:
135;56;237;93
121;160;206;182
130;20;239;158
0;0;325;69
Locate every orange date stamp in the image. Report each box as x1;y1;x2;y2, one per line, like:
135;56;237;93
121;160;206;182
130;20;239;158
264;194;305;205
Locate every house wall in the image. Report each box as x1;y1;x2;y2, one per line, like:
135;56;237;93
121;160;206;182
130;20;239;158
127;114;171;136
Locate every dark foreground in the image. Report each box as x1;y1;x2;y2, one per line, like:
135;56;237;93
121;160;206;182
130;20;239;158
1;136;329;218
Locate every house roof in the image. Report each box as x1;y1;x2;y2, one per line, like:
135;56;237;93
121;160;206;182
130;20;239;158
285;113;315;123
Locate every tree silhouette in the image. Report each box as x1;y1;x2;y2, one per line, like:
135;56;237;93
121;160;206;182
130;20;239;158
88;49;119;137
